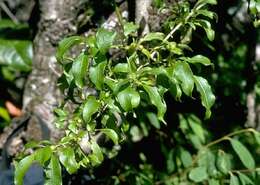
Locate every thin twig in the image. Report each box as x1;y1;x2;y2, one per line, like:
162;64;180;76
0;2;19;24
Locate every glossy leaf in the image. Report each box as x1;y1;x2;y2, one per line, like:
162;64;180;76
45;155;62;185
123;22;139;36
174;61;194;96
197;10;217;20
34;147;52;166
96;28;116;54
0;39;32;71
117;86;140;111
56;36;84;62
193;75;215;119
89;60;107;90
59;147;79;174
142;85;166;123
83;96;100;123
113;63;129;73
189;166;208;182
197;0;217;5
186;55;211;66
230;139;255;169
140;32;165;42
99;128;119;144
71;53;89;88
91;141;104;163
15;155;35;185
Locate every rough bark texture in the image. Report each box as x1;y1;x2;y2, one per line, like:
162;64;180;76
135;0;152;35
22;0;83;142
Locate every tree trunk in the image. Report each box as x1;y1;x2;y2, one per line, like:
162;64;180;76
22;0;82;142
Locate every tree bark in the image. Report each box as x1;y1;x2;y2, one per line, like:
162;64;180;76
135;0;152;35
22;0;82;141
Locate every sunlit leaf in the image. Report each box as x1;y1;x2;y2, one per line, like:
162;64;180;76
15;155;35;185
59;147;79;174
91;141;104;163
56;36;84;62
71;53;89;88
193;75;215;119
174;61;194;96
45;155;62;185
123;22;139;36
83;96;100;123
99;128;119;145
117;86;140;111
142;85;166;123
96;28;116;54
140;32;165;42
186;55;212;66
89;59;107;90
113;63;129;73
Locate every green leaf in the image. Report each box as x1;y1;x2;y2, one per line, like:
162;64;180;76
208;179;220;185
216;150;231;174
174;61;194;96
91;141;104;163
99;128;119;145
197;0;217;5
142;85;167;123
197;10;217;20
230;139;255;169
113;63;129;73
56;36;84;62
253;131;260;145
166;149;175;173
123;22;139;36
45;155;62;185
230;174;240;185
15;155;35;185
0;39;32;71
71;53;89;88
34;147;52;166
59;147;79;174
186;55;212;66
193;75;215;119
89;56;107;90
187;115;205;143
146;112;160;129
179;148;193;168
96;28;116;54
140;32;165;42
189;166;208;182
0;107;10;122
83;96;100;123
238;172;254;185
117;86;140;111
205;28;215;41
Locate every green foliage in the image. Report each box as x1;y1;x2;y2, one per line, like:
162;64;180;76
14;0;260;185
